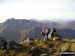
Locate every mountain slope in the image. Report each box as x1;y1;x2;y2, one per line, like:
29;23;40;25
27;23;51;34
62;21;75;30
0;18;75;41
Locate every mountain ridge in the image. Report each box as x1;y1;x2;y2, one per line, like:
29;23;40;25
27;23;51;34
0;18;75;41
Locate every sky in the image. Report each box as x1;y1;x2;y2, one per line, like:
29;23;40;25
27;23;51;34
0;0;75;23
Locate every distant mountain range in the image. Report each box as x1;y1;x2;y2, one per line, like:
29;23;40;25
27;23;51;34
0;18;75;41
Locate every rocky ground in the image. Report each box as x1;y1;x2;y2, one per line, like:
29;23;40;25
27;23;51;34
0;37;75;56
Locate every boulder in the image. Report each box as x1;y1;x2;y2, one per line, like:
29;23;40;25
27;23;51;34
31;46;43;51
40;53;48;56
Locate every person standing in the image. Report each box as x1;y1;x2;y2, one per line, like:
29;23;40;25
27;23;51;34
41;27;50;39
50;27;56;40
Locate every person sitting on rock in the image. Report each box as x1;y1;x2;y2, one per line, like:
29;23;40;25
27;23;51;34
41;27;50;39
50;27;56;40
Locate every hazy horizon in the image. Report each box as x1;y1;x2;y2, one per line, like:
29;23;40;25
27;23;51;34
0;0;75;23
0;18;75;23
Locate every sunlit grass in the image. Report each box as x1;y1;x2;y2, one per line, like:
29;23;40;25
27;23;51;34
0;37;75;56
